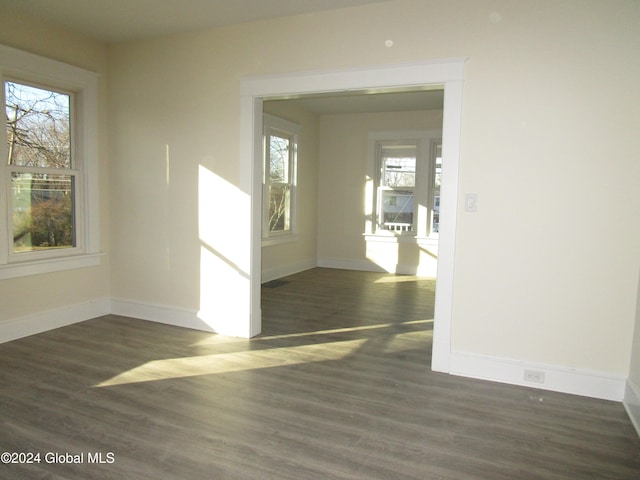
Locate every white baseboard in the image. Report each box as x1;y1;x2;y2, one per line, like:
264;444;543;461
431;339;451;373
261;258;316;283
111;297;217;333
0;297;110;344
317;256;436;276
317;257;386;273
1;293;634;409
624;380;640;437
450;351;627;402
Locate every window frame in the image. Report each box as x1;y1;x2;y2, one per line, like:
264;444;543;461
0;44;100;280
366;129;442;240
262;114;299;246
376;142;419;233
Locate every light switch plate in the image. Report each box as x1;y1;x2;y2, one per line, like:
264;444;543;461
464;193;478;212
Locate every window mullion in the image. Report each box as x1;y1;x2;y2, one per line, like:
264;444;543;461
9;165;78;176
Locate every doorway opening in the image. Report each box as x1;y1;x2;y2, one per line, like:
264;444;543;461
240;59;465;373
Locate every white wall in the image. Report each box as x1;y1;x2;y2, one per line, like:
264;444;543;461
261;101;319;282
317;109;443;275
450;1;639;377
261;103;443;281
0;0;630;399
0;9;111;338
106;0;639;385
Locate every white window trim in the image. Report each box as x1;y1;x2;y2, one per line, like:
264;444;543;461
262;113;300;246
366;129;441;240
0;44;100;280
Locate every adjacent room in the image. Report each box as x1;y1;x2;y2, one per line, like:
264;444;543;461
0;0;639;478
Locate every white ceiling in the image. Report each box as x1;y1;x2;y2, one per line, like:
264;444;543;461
0;0;443;114
0;0;390;43
268;89;444;115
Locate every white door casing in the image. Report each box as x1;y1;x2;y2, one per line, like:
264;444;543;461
240;58;465;373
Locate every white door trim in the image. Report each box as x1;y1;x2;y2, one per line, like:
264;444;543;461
239;58;465;373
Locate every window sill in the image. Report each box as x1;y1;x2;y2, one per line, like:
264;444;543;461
0;253;104;280
262;234;298;247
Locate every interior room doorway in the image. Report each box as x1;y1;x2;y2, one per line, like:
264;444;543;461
240;59;465;373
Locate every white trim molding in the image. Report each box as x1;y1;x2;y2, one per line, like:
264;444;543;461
111;298;216;334
318;255;437;277
261;258;316;284
450;351;627;402
624;380;640;437
0;253;103;280
1;297;637;416
0;297;110;344
0;44;101;278
318;256;390;273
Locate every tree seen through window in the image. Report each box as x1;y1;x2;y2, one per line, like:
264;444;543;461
5;81;75;252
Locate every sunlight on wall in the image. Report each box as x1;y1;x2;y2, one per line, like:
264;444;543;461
418;243;438;277
366;239;400;273
364;175;374;234
197;165;251;336
164;145;171;272
417;203;428;232
365;238;438;276
364;172;438;275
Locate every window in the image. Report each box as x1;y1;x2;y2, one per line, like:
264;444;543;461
378;143;417;232
368;130;441;238
6;81;76;254
262;114;299;244
0;45;100;279
432;143;442;234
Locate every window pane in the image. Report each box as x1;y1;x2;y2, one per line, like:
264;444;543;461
381;145;416;187
268;184;291;232
380;189;414;231
11;172;75;253
432;143;442;234
5;81;71;169
269;135;289;183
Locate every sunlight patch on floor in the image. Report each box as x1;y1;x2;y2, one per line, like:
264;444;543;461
373;275;435;284
382;330;433;354
191;319;433;346
94;338;368;387
95;319;434;387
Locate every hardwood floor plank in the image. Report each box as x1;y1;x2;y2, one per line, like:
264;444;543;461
0;268;638;479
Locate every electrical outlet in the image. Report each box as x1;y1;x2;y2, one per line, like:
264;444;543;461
524;369;545;384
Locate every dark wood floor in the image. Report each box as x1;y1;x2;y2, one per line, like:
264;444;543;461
1;268;639;479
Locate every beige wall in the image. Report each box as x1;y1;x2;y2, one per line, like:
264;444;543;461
261;104;444;278
108;0;639;374
450;0;640;373
1;0;637;385
261;101;319;281
0;10;111;321
317;109;442;273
